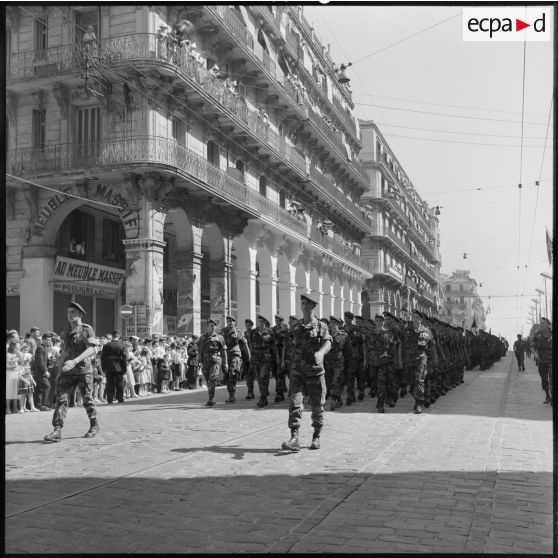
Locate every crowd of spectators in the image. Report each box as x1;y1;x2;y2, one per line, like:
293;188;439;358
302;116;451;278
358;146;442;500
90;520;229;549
5;327;223;415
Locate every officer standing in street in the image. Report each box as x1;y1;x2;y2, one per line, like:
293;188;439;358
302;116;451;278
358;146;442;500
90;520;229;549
250;315;278;408
282;294;331;452
197;319;228;406
531;317;553;405
513;334;526;372
221;316;250;403
100;330;129;404
44;302;99;442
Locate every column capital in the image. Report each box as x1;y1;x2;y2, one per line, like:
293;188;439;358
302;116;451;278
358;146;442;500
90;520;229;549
123;237;167;252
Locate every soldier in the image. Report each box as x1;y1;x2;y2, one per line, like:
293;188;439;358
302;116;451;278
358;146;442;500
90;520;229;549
243;319;255;397
383;312;405;406
43;302;99;442
272;314;290;403
282;315;298;389
282;294;332;451
220;316;250;403
325;316;353;411
251;315;278;408
343;312;365;405
531;317;552;405
513;334;526;372
406;309;433;414
197;319;228;406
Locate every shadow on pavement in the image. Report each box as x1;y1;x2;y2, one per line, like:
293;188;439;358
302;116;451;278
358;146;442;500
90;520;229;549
171;445;286;459
4;471;553;554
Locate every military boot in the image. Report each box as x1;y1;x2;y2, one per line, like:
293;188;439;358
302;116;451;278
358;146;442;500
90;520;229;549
84;422;100;438
245;391;255;400
414;401;423;414
205;398;215;407
310;428;321;450
281;429;300;452
377;403;385;413
225;394;236;403
346;393;355;406
544;391;551;404
329;397;337;411
257;396;268;407
274;393;285;403
44;426;62;443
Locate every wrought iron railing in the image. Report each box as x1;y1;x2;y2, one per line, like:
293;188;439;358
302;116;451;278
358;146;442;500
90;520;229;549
6;136;308;235
8;44;79;79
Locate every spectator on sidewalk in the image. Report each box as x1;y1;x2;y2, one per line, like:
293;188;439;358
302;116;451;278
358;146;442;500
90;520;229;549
33;333;54;410
6;330;22;413
101;330;128;404
18;341;39;412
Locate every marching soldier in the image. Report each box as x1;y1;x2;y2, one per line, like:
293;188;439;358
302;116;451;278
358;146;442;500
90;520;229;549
44;302;99;443
251;315;278;408
220;316;250;403
282;294;332;451
343;312;365;405
324;316;353;411
272;314;290;403
198;319;228;406
532;317;552;405
406;309;432;414
243;319;255;396
282;315;298;389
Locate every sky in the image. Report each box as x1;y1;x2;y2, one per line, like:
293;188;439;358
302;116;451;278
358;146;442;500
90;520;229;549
304;4;554;342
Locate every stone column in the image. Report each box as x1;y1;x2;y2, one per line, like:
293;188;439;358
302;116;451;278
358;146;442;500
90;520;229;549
123;237;167;337
259;254;278;320
236;247;258;325
20;246;56;334
176;252;203;336
209;259;228;330
278;263;297;318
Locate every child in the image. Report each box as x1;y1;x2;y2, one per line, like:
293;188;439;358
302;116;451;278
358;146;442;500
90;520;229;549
18;342;39;412
158;353;172;393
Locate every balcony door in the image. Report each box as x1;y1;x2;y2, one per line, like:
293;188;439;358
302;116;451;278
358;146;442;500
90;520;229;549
75;105;101;163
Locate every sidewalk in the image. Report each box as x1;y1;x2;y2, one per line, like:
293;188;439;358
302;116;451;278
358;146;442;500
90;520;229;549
5;353;553;553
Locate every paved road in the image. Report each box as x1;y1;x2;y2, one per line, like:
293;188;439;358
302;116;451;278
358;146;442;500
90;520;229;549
5;352;553;554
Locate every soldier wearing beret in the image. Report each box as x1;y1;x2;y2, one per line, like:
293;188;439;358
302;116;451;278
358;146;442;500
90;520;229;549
282;294;331;451
251;315;278;408
44;302;100;442
221;316;250;403
272;314;290;403
406;309;433;414
198;319;228;406
325;316;353;411
343;312;365;405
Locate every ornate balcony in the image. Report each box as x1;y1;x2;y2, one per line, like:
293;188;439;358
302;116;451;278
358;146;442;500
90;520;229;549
8;44;78;80
6;136;308;235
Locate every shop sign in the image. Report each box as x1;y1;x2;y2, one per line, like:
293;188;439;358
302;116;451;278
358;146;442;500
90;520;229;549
6;285;20;296
54;256;126;289
52;282;115;298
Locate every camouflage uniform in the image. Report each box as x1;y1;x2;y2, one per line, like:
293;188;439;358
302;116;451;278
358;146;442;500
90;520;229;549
324;328;353;408
272;322;290;399
532;328;552;403
251;326;277;403
198;331;227;402
287;317;332;431
366;326;397;411
344;323;365;404
52;323;98;428
243;327;254;392
221;324;249;400
406;323;432;409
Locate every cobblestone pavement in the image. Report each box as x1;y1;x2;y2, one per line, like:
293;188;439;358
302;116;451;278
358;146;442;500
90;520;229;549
5;353;553;554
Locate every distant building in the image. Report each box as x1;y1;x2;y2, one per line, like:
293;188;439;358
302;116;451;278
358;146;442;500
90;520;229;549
358;121;441;319
438;270;486;329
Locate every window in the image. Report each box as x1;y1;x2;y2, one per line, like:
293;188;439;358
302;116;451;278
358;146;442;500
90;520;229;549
459;284;464;292
76;106;101;159
35;17;48;57
207;140;219;166
259;176;267;197
75;8;101;46
102;219;124;263
235;159;245;181
279;189;286;209
32;109;46;150
56;210;95;259
171;118;185;146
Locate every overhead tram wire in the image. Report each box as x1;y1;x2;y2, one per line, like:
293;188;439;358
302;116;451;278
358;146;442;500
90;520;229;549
46;7;371;239
522;98;553;295
351;11;462;65
375;133;545;149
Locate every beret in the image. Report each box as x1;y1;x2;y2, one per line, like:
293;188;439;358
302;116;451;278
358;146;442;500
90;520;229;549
374;314;385;321
68;301;86;315
329;316;343;325
301;293;318;306
344;311;354;319
244;318;254;325
207;318;217;325
274;314;284;321
226;315;236;322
